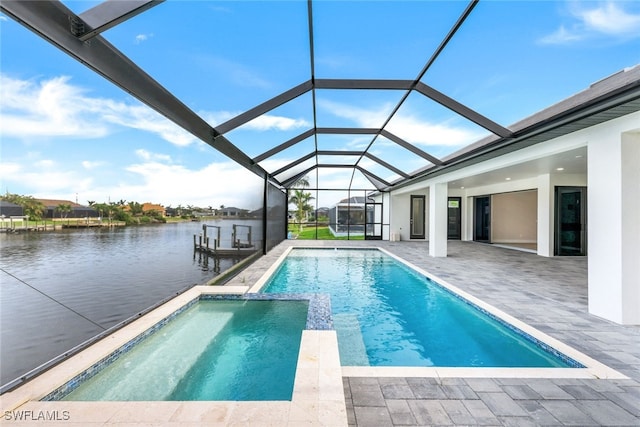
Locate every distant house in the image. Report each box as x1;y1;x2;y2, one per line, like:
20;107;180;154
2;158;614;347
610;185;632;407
142;203;166;217
0;201;24;217
218;207;249;217
247;208;263;218
37;199;99;219
328;197;365;236
0;202;28;230
315;207;330;219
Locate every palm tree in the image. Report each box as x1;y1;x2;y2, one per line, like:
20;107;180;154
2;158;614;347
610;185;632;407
287;175;314;231
55;203;72;219
292;175;310;189
128;201;144;217
288;189;315;232
93;203;109;220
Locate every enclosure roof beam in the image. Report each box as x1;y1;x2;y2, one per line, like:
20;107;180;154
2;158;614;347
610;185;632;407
76;0;163;41
315;150;409;179
314;79;413;90
214;81;313;135
253;128;315;163
414;82;513;138
272;152;316;177
316;150;363;156
363;153;410;178
355;166;391;188
379;130;442;166
317;127;379;135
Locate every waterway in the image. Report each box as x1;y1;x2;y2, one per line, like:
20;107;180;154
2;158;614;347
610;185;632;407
0;220;261;388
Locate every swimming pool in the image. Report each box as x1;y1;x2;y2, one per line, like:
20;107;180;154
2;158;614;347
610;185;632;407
259;248;581;368
46;298;308;401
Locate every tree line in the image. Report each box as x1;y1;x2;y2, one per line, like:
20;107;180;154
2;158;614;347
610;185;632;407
1;193;165;225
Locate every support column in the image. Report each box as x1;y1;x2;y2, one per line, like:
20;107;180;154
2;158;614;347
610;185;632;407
537;174;554;257
588;130;640;325
429;182;448;257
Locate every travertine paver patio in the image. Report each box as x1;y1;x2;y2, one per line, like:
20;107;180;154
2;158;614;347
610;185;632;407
228;239;640;427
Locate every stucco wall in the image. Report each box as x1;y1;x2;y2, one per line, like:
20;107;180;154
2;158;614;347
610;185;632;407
390;190;429;241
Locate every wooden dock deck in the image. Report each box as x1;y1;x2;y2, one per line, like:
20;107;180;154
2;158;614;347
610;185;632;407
194;244;257;257
193;223;257;258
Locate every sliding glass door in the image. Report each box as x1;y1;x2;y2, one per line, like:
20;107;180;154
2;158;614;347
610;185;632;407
555;187;587;256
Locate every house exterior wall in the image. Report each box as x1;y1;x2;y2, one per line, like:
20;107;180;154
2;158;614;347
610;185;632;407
387;110;640;325
390;190;428;241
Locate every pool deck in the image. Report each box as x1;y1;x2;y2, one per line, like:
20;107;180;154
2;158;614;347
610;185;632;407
229;240;640;427
1;239;638;426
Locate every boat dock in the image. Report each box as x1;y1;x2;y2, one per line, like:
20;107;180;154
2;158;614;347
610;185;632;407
194;224;257;257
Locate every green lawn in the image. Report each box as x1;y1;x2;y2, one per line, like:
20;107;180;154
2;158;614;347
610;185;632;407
289;225;364;240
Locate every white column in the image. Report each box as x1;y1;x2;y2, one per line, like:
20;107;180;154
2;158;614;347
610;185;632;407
588;130;640;325
429;182;448;257
537;174;554;257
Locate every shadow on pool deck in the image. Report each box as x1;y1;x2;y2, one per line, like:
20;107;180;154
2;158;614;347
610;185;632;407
228;239;640;427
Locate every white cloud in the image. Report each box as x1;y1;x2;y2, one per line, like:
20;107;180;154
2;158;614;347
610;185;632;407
134;33;153;44
0;74;197;146
202;110;309;132
82;160;106;170
1;152;265;208
123;160;264;208
244;115;310;131
135;149;172;163
0;161;21;177
0;75;110;138
0;158;93;197
539;25;584;44
386;114;481;147
317;99;393;128
580;1;640;35
35;159;55;168
540;1;640;44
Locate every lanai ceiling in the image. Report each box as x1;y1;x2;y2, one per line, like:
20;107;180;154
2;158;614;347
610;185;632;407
3;0;640;194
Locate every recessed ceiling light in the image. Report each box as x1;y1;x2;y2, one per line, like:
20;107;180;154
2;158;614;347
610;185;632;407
556;167;565;171
575;155;583;158
460;186;465;189
505;177;511;181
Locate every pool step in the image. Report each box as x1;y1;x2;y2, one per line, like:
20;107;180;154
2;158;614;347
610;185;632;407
65;305;234;400
333;313;369;366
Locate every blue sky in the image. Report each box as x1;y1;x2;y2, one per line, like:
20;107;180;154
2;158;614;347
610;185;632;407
1;0;639;209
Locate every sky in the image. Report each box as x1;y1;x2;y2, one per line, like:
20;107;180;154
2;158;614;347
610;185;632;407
1;0;639;210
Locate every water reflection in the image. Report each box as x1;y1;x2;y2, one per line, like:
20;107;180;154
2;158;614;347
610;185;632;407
0;221;260;388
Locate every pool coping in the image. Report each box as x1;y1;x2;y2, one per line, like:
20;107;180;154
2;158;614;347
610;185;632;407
249;245;627;381
0;285;348;426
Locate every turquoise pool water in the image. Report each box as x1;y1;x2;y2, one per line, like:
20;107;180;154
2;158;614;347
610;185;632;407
261;248;578;368
59;300;308;401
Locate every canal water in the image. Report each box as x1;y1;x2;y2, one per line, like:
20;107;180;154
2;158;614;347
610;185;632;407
0;220;261;388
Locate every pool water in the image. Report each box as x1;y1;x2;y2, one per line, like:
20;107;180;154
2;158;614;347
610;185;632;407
261;248;577;368
60;299;308;401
